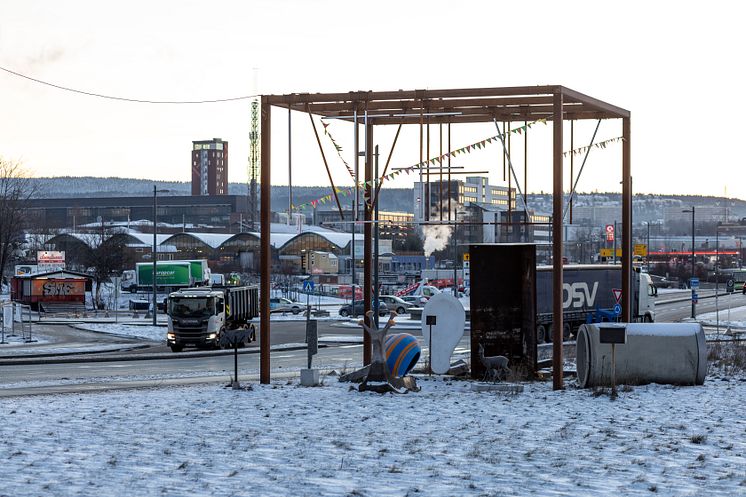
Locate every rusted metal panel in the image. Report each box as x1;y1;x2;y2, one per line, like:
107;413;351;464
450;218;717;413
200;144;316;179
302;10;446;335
469;244;537;380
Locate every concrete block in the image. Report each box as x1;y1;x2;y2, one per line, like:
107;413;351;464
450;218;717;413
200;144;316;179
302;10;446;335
300;368;320;387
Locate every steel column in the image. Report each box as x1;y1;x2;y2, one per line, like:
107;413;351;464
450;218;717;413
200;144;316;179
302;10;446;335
363;119;374;364
622;117;632;322
552;91;564;391
260;96;272;384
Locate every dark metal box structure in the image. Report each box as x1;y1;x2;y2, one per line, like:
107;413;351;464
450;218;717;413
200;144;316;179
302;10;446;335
470;244;537;379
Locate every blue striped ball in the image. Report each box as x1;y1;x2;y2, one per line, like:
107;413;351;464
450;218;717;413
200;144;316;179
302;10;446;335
384;333;421;377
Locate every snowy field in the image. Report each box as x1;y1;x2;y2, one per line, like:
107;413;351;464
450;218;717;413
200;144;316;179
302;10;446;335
1;367;745;497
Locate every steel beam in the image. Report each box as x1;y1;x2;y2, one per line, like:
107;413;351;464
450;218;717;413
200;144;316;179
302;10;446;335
260;97;272;384
363;120;374;365
622;117;632;321
552;91;564;391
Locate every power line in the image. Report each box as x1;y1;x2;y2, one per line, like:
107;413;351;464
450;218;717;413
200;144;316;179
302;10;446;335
0;64;258;104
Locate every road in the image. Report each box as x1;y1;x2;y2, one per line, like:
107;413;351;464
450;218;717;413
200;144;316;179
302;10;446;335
2;293;743;397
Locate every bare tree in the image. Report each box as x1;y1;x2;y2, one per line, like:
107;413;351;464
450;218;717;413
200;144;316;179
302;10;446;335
0;158;36;283
82;231;130;309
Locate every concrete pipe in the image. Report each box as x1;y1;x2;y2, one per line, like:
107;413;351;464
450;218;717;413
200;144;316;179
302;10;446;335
576;323;707;388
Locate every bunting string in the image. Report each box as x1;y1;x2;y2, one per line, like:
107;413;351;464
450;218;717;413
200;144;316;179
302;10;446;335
321;121;356;179
292;118;622;211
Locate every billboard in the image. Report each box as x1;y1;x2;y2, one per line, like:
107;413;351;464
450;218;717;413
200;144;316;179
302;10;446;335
37;251;66;272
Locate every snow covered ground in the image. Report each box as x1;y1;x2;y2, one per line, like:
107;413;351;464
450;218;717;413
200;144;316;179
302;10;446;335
1;368;744;497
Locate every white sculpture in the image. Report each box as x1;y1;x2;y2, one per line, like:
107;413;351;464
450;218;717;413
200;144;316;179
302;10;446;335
478;343;511;382
422;293;465;374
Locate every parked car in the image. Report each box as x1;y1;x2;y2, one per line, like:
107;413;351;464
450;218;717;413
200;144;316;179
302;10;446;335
400;295;427;306
269;297;305;314
379;295;414;315
339;301;389;317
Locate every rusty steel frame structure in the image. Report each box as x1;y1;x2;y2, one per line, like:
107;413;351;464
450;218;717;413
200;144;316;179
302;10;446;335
260;86;631;390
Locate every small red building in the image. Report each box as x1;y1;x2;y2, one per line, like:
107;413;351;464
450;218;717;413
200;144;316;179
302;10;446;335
11;270;92;311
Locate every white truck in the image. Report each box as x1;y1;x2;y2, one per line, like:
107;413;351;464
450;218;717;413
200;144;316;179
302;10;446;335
166;285;259;352
535;265;656;343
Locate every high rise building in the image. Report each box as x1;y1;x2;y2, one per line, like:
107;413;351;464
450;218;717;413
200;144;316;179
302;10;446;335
191;138;228;195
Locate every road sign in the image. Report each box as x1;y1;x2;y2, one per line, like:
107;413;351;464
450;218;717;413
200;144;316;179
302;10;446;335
605;224;615;242
727;279;735;293
690;277;699;289
634;244;648;257
302;280;315;292
612;288;622;303
612;303;622;316
692;292;699;304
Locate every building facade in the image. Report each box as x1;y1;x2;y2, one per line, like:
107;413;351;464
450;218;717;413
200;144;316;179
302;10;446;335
191;138;228;196
413;176;516;223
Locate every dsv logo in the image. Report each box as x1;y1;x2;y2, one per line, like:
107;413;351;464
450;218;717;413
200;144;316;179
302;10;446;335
562;282;598;308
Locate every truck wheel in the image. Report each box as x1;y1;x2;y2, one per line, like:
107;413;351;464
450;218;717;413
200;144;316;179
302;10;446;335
169;344;184;353
536;325;547;344
643;314;653;323
562;322;572;342
249;324;256;342
545;325;553;343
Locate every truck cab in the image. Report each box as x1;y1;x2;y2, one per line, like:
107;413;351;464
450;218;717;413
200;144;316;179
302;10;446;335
166;288;225;352
636;271;656;322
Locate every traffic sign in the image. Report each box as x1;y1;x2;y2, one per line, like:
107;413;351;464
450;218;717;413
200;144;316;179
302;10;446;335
612;303;622;316
605;224;615;242
690;277;699;289
692;292;699;304
633;244;648;257
612;288;622;303
302;280;315;291
727;279;735;293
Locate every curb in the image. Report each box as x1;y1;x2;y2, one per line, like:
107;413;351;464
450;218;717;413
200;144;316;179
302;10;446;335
0;343;326;366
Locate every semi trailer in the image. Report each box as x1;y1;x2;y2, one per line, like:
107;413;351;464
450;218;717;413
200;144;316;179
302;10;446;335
535;265;656;343
166;285;259;352
121;260;211;293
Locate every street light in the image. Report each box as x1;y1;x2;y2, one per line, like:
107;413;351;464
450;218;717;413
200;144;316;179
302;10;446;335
682;207;695;318
153;186;170;326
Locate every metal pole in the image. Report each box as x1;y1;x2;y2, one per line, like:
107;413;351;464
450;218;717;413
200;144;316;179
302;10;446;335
613;220;617;265
152;185;157;326
352;108;358;324
647;222;650;273
260;96;272;384
552;91;564;391
715;225;720;338
621;117;632;322
363;112;373;364
691;206;696;319
288;107;292;220
374;145;380;329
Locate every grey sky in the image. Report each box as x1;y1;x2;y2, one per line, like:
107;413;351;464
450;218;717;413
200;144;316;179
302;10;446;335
1;1;743;199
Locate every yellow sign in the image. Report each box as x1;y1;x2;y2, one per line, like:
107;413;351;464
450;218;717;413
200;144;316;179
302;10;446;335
463;253;470;262
599;248;622;258
600;247;647;258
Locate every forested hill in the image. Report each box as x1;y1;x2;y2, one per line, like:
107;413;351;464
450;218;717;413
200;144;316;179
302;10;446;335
27;177;415;213
27;176;746;218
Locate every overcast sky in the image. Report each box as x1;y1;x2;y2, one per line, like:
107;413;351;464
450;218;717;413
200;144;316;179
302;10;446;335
1;1;743;199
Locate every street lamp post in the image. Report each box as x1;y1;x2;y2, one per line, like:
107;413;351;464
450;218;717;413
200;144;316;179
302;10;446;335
682;207;695;318
152;186;170;326
646;221;651;273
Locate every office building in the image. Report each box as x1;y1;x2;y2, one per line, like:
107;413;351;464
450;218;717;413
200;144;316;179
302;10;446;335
191;138;228;195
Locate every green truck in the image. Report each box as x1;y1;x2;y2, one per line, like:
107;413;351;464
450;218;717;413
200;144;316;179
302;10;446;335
121;260;211;292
